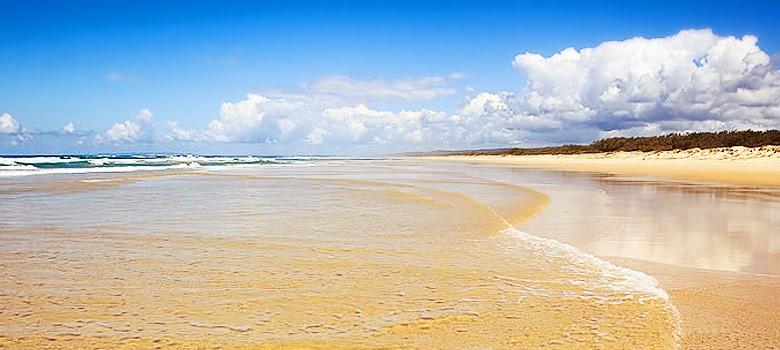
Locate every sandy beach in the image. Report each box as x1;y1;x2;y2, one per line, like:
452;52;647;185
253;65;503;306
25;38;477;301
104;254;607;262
5;1;780;348
426;147;780;349
1;153;778;349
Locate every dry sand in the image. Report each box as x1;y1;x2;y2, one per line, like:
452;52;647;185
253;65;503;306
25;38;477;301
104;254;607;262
428;145;780;187
425;146;780;349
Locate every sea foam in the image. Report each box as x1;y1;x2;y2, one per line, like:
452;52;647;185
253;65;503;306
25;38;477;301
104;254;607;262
0;155;298;177
505;227;682;348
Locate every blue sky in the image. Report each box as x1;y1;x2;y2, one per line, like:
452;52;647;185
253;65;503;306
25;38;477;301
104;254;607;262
1;0;779;154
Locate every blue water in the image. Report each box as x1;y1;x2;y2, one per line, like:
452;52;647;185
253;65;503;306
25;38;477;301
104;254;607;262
0;154;349;176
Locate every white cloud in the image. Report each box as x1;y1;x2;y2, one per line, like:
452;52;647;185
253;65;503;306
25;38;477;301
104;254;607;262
457;29;780;145
0;113;34;147
306;126;329;145
0;113;20;134
163;88;460;153
136;108;153;122
103;109;155;143
459;92;510;116
201;93;303;143
315;104;448;145
61;122;75;133
165;121;193;141
166;75;459;147
167;90;451;148
105;120;142;142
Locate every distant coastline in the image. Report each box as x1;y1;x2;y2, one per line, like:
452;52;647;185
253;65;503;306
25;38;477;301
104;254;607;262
419;129;780;156
418;130;780;187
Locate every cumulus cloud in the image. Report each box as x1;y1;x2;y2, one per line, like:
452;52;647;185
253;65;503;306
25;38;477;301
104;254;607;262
0;113;38;147
136;108;153;122
165;75;459;148
164;92;326;143
165;121;194;141
0;113;20;134
458;29;780;145
61;122;75;133
306;126;329;145
166;92;452;149
105;121;142;142
316;104;449;145
104;109;155;143
203;93;303;143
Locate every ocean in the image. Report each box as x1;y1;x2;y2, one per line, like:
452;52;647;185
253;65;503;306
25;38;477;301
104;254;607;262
0;154;338;177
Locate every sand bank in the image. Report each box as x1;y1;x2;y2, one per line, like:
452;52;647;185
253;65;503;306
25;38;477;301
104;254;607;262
424;145;780;187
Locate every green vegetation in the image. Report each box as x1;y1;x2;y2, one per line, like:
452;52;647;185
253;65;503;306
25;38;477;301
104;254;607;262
444;130;780;156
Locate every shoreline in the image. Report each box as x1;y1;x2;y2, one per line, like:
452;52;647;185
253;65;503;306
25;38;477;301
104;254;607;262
421;145;780;187
418;152;780;348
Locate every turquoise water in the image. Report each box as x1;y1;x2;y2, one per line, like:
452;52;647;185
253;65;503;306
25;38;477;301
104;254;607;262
0;154;343;176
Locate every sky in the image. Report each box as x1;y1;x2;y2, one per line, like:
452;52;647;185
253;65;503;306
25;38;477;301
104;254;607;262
1;0;779;155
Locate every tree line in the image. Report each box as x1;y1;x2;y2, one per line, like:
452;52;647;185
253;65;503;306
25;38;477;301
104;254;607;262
444;130;780;156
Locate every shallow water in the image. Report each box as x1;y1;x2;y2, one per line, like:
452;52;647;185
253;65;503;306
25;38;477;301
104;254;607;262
1;159;684;349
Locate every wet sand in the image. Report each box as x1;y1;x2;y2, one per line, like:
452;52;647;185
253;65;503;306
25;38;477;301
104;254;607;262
613;258;780;349
0;167;679;349
427;152;780;349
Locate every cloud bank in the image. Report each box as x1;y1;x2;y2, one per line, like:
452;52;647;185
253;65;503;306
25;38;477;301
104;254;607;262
3;29;780;153
164;76;460;150
494;29;780;143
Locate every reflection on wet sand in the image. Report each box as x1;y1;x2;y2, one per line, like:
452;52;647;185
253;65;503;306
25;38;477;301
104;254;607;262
436;160;780;349
500;168;780;275
438;161;779;275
